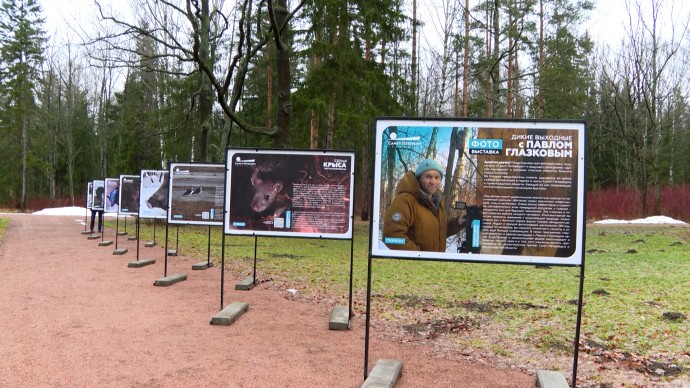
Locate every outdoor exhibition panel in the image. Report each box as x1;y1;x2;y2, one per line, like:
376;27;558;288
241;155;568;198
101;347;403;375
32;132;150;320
224;149;355;239
91;180;105;211
82;181;95;233
365;117;588;386
104;177;120;213
139;169;169;219
167;163;224;226
370;118;586;266
86;182;94;209
118;175;141;215
217;148;357;328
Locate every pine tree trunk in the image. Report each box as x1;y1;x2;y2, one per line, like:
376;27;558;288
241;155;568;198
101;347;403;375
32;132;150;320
537;0;544;117
411;0;418;115
327;92;335;149
198;0;212;161
360;128;370;221
20;115;28;212
273;0;292;148
463;0;469;117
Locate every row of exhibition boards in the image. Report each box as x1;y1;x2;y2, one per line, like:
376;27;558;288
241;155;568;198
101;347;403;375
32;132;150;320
85;149;356;240
85;115;588;266
81;117;589;385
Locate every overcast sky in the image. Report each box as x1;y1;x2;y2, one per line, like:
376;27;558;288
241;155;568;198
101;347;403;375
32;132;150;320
39;0;689;50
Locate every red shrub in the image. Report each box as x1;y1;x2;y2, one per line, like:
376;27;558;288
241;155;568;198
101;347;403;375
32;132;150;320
587;185;690;222
7;187;690;223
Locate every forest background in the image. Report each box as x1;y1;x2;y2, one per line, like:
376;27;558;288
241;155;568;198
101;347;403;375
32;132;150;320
1;0;689;222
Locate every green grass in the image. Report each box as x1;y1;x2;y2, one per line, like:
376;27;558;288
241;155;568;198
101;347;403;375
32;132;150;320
581;227;690;356
0;217;9;241
115;219;690;380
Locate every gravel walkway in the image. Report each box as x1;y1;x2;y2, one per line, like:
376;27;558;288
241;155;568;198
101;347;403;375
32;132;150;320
0;214;534;387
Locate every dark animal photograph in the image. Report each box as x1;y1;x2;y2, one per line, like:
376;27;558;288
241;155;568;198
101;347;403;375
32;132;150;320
226;150;354;236
119;176;140;215
139;170;169;219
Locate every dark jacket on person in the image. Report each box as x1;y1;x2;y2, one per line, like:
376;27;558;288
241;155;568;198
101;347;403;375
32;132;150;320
383;171;462;252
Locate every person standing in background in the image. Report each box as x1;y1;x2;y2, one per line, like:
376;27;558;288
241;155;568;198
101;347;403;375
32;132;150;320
90;186;105;233
89;208;103;233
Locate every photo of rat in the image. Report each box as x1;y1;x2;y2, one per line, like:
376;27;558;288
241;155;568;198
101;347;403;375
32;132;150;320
250;168;291;220
226;150;353;235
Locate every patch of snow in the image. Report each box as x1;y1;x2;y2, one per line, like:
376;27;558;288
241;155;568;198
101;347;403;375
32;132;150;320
31;207;119;217
32;206;88;216
594;216;686;225
20;207;689;226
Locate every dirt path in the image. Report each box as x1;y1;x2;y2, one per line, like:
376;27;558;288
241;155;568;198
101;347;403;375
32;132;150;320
0;214;534;387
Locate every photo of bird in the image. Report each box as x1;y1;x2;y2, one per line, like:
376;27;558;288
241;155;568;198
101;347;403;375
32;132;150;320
182;187;194;196
191;186;203;196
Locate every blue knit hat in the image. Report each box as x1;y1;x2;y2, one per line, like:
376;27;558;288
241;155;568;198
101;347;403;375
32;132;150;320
415;159;444;178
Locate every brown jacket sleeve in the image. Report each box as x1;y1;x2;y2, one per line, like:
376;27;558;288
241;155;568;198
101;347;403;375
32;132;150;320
382;194;422;251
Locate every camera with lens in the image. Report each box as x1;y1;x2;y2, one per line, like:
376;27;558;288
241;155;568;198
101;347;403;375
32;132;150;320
454;201;483;253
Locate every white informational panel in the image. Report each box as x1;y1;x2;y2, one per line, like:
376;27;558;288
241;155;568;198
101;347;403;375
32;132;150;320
104;177;120;213
92;180;105;211
370;117;586;266
139;170;169;219
224;149;355;239
118;175;140;215
86;182;93;209
167;163;225;226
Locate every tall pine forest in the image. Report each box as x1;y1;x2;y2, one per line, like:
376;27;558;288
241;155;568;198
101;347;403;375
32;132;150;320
0;0;689;217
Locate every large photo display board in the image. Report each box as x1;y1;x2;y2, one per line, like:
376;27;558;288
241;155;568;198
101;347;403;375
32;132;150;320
118;175;141;215
104;177;120;213
370;118;586;266
168;163;224;226
86;182;93;209
224;149;355;239
92;180;105;211
139;170;169;219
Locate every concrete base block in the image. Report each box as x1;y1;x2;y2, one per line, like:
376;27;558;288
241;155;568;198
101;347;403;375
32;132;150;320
128;259;156;268
81;230;92;235
192;261;213;270
235;277;256;291
210;302;249;326
536;370;569;388
118;231;127;236
98;240;113;246
144;241;156;247
362;359;403;388
168;249;177;256
87;235;100;240
329;306;350;330
113;248;128;255
153;273;187;287
128;236;137;241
